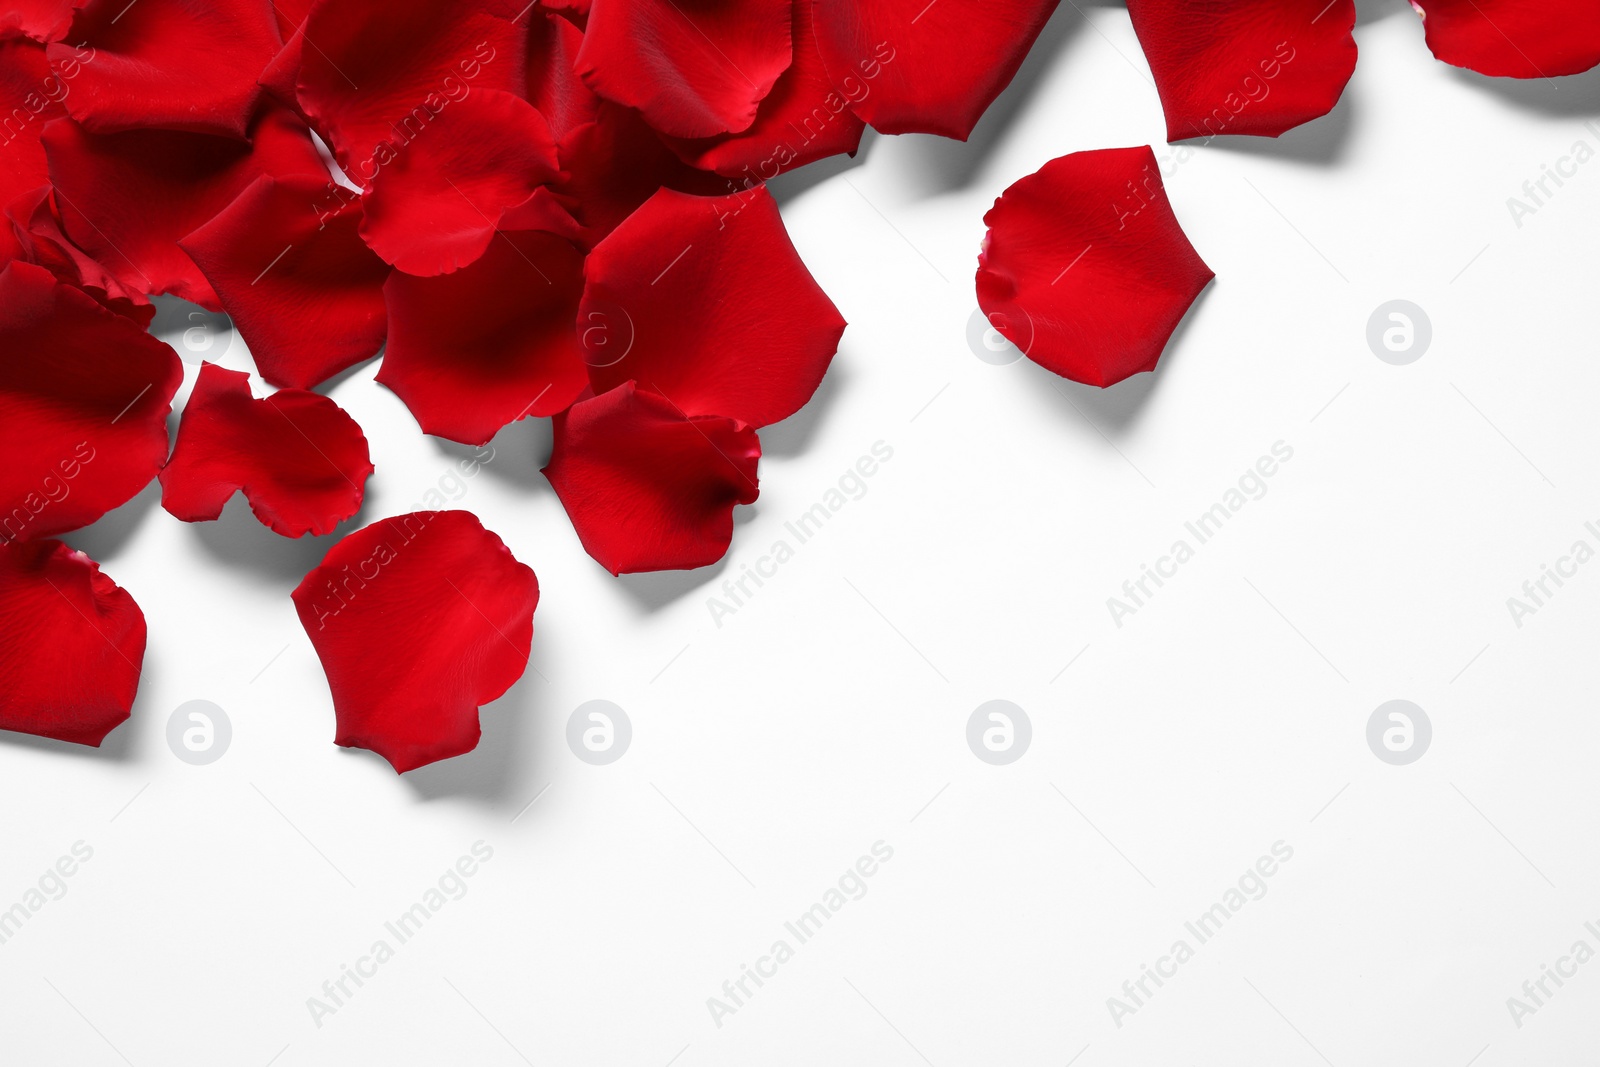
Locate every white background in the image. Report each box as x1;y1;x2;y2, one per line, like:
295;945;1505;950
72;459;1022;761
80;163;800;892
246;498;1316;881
5;1;1600;1063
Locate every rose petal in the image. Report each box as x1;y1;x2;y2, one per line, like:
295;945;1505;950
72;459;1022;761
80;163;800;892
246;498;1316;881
524;6;599;141
661;0;865;177
1127;0;1357;141
576;0;792;138
810;0;1058;139
1411;0;1600;78
293;0;526;181
0;261;181;540
42;105;326;309
544;383;759;574
378;229;587;445
976;146;1213;387
0;539;145;747
359;89;562;275
291;510;539;773
0;38;69;266
179;175;390;389
160;362;373;538
51;0;280;138
581;185;844;425
1;0;77;42
5;185;154;325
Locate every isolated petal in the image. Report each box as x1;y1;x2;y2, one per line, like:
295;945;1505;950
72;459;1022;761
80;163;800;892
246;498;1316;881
379;230;587;445
359;89;562;275
582;185;844;426
544;383;759;575
576;0;792;138
0;262;181;540
811;0;1057;139
976;146;1213;387
291;511;539;774
1411;0;1600;78
160;363;373;538
42;105;325;308
52;0;280;138
180;175;390;389
1127;0;1357;141
0;539;144;747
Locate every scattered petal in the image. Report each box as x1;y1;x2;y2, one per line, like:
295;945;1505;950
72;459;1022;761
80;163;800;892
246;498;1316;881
1411;0;1600;78
5;185;154;325
0;38;69;266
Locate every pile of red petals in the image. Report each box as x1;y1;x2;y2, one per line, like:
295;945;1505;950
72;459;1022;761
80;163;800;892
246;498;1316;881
0;0;1590;770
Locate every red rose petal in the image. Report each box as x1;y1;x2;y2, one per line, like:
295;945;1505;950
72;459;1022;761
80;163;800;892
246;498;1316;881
0;539;145;747
976;146;1213;387
575;0;792;138
379;230;587;445
51;0;280;138
294;0;526;181
524;7;599;141
42;105;326;309
180;175;390;390
1411;0;1600;78
0;38;68;266
1;0;76;42
810;0;1057;139
554;104;728;246
160;362;373;538
291;510;539;773
1127;0;1357;141
661;0;865;177
582;185;844;426
5;185;154;325
359;89;563;275
0;261;181;540
544;383;760;575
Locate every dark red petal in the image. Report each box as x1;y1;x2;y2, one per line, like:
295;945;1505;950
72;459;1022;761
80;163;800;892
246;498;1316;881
661;0;864;177
582;185;844;426
554;104;728;246
42;105;325;308
1127;0;1356;141
810;0;1056;139
5;185;154;325
976;146;1213;388
379;230;587;445
0;38;68;266
51;0;280;138
160;363;372;538
359;89;562;275
524;7;599;141
0;539;144;747
0;0;77;42
0;261;181;540
290;510;539;774
295;0;525;180
180;175;389;389
575;0;792;138
1412;0;1600;78
544;383;759;575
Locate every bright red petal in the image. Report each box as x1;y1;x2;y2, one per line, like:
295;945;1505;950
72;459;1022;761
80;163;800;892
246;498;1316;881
1412;0;1600;78
180;175;389;389
1127;0;1357;141
524;7;599;141
51;0;280;138
575;0;792;138
294;0;526;181
160;362;373;538
0;38;68;266
976;146;1213;387
810;0;1057;139
5;185;154;325
582;185;844;426
0;0;77;42
42;105;325;308
0;262;181;540
359;89;562;275
0;539;144;747
544;383;759;575
662;0;865;177
379;230;587;445
291;510;539;773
